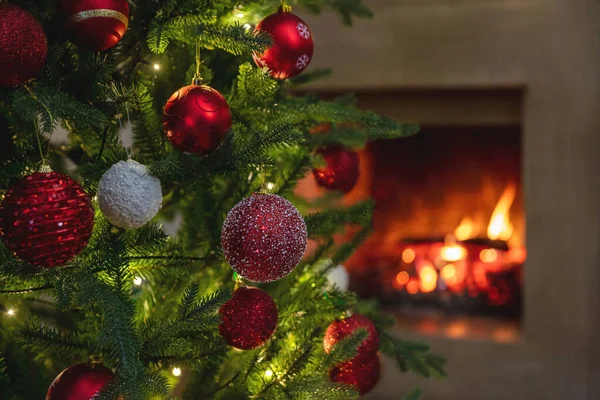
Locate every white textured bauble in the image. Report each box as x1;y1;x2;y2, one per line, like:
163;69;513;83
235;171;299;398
97;160;163;229
326;264;350;291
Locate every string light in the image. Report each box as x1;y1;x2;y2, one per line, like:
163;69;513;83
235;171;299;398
266;182;274;190
133;276;143;286
264;369;274;378
7;309;15;316
153;63;160;71
235;11;244;18
172;367;182;377
243;23;252;31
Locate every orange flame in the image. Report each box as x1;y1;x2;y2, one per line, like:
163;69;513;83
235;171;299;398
454;217;475;241
487;183;516;241
419;264;438;293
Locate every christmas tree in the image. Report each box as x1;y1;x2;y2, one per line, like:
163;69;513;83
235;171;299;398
0;0;445;398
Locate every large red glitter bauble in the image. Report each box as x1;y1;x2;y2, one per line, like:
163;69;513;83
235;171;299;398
253;8;314;80
46;362;114;400
313;147;360;193
58;0;129;52
0;172;94;268
330;352;380;395
163;84;232;155
324;314;380;357
221;193;307;282
219;286;278;350
0;4;47;87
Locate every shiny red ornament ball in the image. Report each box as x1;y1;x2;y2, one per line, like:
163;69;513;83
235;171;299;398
253;8;314;79
324;314;380;357
330;352;380;395
46;361;115;400
0;172;94;268
163;84;232;155
313;147;360;193
58;0;129;51
221;193;307;282
0;4;47;87
219;286;278;350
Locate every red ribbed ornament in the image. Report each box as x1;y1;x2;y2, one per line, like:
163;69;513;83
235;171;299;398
313;147;360;193
323;314;380;356
221;193;307;283
253;8;314;80
46;361;114;400
0;172;94;268
162;84;232;155
0;4;47;87
219;287;278;350
58;0;129;51
330;352;380;395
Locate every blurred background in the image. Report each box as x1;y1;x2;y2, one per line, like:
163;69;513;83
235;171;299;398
295;0;600;399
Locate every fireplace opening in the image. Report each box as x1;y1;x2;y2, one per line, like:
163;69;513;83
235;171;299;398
347;126;525;321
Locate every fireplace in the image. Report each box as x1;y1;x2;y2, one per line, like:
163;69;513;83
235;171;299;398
349;126;525;318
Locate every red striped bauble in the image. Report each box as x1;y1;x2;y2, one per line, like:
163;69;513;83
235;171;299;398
0;172;94;268
58;0;129;52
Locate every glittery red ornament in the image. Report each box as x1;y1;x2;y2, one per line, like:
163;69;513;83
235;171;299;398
253;8;314;80
0;172;94;268
58;0;129;52
221;193;307;282
330;352;380;395
46;361;114;400
0;4;47;87
219;286;278;350
313;147;360;193
162;84;232;155
323;314;379;357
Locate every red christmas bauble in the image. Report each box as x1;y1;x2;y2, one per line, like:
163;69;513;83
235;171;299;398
0;172;94;268
330;352;380;395
58;0;129;51
163;84;232;155
313;147;360;193
253;8;314;79
46;361;115;400
323;314;379;356
219;286;278;350
221;193;307;282
0;4;47;87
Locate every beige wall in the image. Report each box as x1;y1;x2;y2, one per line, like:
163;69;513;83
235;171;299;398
303;0;600;398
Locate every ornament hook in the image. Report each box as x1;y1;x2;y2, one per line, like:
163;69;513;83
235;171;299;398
279;0;292;12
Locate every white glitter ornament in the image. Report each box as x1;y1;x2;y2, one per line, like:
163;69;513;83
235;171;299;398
221;193;308;282
97;160;163;229
326;264;350;291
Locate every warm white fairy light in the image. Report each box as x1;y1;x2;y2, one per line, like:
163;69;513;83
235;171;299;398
243;23;252;31
153;63;160;71
133;276;143;286
264;369;274;378
266;182;274;190
172;367;182;377
7;309;15;316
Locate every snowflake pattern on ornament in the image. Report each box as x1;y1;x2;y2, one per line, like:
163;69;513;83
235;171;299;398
297;23;311;39
296;54;310;70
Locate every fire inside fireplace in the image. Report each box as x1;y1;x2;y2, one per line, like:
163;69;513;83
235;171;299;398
346;126;525;317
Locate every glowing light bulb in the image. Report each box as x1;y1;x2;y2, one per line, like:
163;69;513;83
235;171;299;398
133;276;143;286
7;309;15;316
236;12;244;18
265;369;274;378
172;367;181;377
153;63;160;70
243;23;252;31
266;182;274;190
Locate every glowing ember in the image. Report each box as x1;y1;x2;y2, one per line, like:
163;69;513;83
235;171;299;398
401;248;415;263
440;263;457;283
487;183;516;241
406;279;419;294
396;271;409;285
419;264;438;293
480;248;498;263
440;243;467;262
